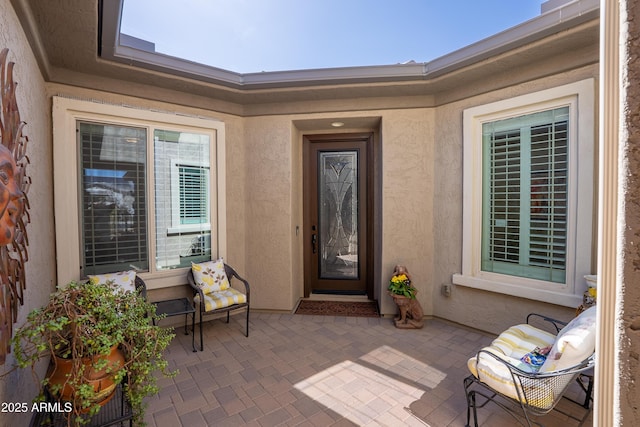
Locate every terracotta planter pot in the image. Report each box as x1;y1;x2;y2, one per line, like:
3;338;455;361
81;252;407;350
46;344;125;409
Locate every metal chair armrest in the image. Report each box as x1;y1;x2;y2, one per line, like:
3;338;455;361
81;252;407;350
186;270;206;311
224;263;250;301
526;313;568;333
475;348;595;381
134;275;147;300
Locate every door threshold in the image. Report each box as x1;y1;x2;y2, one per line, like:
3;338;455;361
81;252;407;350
308;292;371;302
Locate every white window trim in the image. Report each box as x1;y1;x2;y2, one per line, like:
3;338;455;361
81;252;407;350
168;159;211;234
453;79;595;307
52;96;226;289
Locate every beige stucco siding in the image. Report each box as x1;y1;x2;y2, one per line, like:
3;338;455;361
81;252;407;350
43;74;598;324
0;1;56;425
243;109;435;314
431;64;600;335
379;109;435;315
243;116;297;311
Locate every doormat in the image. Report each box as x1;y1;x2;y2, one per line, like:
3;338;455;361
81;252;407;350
295;300;379;318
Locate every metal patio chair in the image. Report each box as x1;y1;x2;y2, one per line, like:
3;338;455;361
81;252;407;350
464;309;595;426
187;262;250;350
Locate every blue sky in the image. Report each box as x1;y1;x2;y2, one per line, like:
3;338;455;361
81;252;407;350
121;0;544;74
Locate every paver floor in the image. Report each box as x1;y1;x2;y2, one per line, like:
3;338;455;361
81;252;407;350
144;312;593;426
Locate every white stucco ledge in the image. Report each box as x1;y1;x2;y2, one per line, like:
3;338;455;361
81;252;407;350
452;273;583;308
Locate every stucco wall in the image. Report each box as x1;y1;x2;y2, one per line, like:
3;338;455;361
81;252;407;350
0;2;56;426
431;64;600;335
243;116;296;310
10;62;600;330
379;109;434;315
620;0;640;422
37;73;602;324
241;110;437;314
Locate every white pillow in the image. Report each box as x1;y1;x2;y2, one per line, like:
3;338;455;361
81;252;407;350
88;270;137;293
192;259;230;294
540;305;596;372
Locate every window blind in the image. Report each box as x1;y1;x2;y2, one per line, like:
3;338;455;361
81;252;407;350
481;107;568;283
79;122;148;275
179;166;208;224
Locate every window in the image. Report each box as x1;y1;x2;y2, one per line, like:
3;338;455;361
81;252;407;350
454;79;595;307
79;123;148;275
154;130;211;270
481;107;568;283
53;97;226;288
169;162;210;231
178;166;209;225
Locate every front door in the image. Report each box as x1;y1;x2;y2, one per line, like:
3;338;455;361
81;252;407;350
303;133;372;297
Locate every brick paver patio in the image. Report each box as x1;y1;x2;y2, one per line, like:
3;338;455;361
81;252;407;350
145;311;593;426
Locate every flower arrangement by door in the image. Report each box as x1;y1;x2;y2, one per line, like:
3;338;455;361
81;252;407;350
388;265;424;329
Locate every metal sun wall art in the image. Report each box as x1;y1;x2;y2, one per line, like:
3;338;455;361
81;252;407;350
0;48;31;365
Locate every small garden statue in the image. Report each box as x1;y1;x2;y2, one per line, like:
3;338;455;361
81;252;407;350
388;265;424;329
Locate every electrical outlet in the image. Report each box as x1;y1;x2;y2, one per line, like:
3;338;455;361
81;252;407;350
442;283;452;297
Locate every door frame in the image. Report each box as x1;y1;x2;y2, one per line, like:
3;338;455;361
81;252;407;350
303;133;374;299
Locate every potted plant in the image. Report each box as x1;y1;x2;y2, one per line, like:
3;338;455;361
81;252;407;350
387;265;424;329
388;272;417;299
10;280;176;425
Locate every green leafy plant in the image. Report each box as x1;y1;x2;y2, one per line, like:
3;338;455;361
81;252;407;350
388;273;417;299
10;281;176;426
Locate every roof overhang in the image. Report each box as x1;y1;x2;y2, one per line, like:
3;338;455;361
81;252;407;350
9;0;599;114
99;0;599;90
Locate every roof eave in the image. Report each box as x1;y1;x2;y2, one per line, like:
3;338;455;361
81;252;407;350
100;0;599;90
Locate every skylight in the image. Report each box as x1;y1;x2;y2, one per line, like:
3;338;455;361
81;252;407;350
120;0;543;74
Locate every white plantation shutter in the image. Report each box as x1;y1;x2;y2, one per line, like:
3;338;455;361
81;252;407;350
481;107;568;283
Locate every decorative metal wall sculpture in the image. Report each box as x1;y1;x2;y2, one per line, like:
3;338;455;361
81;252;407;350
0;48;31;365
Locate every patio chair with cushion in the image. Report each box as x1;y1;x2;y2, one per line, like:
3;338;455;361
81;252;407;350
187;259;250;350
463;306;596;427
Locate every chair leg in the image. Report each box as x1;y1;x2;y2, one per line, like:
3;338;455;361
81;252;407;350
191;309;196;352
199;309;204;351
465;391;472;427
469;392;479;427
226;311;230;323
581;373;594;409
245;308;249;337
463;376;478;427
